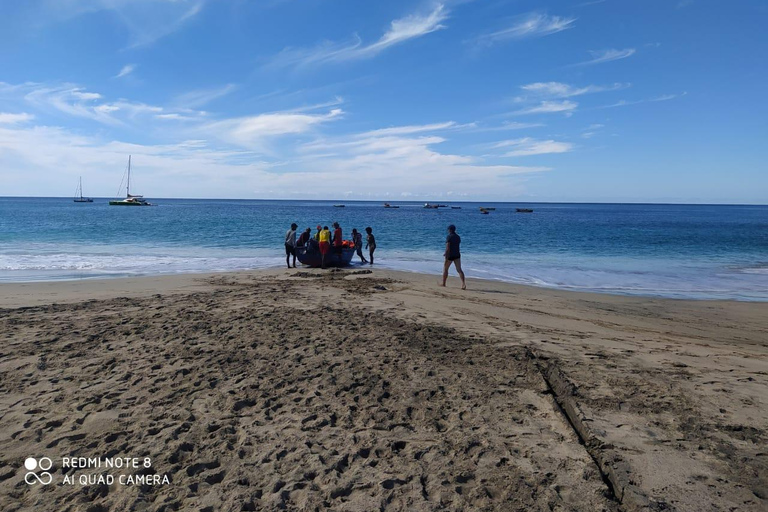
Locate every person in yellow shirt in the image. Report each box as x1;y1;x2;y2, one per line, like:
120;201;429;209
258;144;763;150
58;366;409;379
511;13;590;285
318;225;332;268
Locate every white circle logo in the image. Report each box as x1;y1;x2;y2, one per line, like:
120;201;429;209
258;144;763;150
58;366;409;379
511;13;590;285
24;456;53;485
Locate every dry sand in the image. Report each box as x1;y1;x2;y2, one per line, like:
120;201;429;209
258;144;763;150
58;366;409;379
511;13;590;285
0;269;765;511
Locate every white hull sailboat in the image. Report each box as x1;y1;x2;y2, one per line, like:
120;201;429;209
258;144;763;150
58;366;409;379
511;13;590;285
109;155;153;206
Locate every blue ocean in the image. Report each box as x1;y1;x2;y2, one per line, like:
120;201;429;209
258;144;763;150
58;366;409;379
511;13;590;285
1;197;766;301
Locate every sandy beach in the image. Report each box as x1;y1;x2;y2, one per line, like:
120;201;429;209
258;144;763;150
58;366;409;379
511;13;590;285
1;269;766;511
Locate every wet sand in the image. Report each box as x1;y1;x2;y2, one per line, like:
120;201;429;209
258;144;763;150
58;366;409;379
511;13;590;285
0;269;765;511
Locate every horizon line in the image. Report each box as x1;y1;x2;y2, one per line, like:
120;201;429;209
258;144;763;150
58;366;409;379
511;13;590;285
1;196;766;207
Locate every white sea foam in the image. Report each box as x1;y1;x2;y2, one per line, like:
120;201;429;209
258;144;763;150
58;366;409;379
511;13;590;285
2;247;767;301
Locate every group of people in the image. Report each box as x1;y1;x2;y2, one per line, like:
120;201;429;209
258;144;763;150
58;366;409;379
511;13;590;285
283;222;466;290
284;223;376;269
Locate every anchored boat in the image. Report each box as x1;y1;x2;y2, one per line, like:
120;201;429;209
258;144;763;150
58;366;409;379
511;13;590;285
109;156;153;206
73;177;93;203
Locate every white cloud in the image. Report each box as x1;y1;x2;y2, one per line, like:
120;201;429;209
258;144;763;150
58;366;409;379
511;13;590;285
468;121;546;132
0;119;550;199
359;121;457;137
5;81;206;126
0;112;34;124
40;0;205;48
115;64;136;78
518;82;627;99
599;92;686;109
204;108;344;149
0;80;552;199
511;100;578;116
493;137;574;157
475;12;575;45
270;4;448;68
174;84;237;108
156;113;198;121
571;48;636;66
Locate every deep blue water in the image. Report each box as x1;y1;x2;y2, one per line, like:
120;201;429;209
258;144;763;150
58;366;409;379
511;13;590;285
1;197;767;300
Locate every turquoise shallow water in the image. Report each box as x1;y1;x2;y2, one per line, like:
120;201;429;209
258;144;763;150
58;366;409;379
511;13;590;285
1;197;767;300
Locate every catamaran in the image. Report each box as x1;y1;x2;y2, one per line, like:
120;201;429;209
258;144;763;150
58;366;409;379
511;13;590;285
73;177;93;203
109;155;153;206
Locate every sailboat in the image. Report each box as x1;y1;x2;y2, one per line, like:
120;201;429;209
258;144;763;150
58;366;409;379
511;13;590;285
73;177;93;203
109;156;153;206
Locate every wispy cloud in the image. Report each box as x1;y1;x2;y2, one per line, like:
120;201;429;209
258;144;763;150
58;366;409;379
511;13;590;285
4;81;205;126
517;81;628;99
174;84;238;108
203;108;344;150
493;137;574;157
570;48;636;66
581;124;604;138
0;114;549;199
474;12;576;46
358;121;457;137
270;4;448;68
468;121;545;132
115;64;136;78
22;84;164;125
0;112;34;124
598;92;686;109
40;0;205;49
511;100;578;116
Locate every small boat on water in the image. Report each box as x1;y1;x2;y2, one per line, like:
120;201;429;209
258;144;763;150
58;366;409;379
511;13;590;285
333;204;345;208
109;156;153;206
479;207;496;211
451;206;462;209
296;245;356;267
73;177;93;203
516;208;534;213
424;203;440;209
383;203;400;209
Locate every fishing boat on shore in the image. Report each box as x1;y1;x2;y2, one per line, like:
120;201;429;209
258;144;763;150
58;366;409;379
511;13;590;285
109;156;153;206
73;177;93;203
296;245;356;267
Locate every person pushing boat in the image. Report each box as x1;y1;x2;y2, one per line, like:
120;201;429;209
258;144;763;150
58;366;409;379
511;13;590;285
318;226;332;268
332;222;343;264
351;228;368;264
285;223;298;268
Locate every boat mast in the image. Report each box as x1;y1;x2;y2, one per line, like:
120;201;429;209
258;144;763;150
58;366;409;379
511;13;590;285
127;155;131;197
79;177;83;199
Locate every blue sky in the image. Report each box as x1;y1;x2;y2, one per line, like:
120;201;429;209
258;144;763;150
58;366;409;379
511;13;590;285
0;0;766;202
